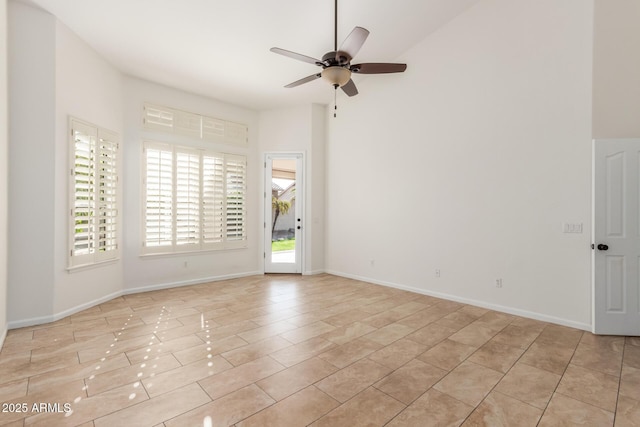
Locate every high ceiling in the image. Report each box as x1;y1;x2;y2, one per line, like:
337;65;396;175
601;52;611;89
26;0;480;110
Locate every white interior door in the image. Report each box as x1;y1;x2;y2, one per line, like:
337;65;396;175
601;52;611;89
264;153;303;274
593;139;640;336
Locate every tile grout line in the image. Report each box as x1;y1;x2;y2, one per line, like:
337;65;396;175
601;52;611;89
533;330;584;426
611;338;627;427
382;316;520;425
457;321;549;426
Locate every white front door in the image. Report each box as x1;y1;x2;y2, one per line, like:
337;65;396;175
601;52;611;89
264;153;303;274
593;139;640;335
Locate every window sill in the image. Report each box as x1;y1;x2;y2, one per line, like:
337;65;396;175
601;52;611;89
139;246;248;259
67;258;119;273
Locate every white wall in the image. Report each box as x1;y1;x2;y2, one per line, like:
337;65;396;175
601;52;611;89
326;0;594;329
7;3;125;326
0;0;8;348
8;2;56;324
52;20;124;315
122;77;261;291
5;0;612;333
592;0;640;138
310;104;326;274
258;104;326;275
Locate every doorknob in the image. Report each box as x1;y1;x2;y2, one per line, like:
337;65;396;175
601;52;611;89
597;244;609;251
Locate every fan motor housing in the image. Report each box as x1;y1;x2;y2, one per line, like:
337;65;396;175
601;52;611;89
322;51;351;67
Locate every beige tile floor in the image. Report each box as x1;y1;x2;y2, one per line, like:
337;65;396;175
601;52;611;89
0;274;639;426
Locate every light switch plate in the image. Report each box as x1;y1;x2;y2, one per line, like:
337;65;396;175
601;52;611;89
563;222;583;233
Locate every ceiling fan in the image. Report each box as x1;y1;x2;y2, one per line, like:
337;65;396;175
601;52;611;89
270;0;407;98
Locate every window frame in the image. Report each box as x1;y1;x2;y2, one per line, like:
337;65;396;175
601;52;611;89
68;117;120;269
141;141;247;255
142;103;248;146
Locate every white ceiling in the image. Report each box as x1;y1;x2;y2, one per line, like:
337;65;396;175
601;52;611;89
26;0;480;111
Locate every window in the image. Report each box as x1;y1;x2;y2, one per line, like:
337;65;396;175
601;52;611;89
143;103;248;146
69;118;119;268
142;141;247;254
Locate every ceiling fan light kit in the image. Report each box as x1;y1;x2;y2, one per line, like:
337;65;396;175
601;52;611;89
321;66;351;87
270;0;407;114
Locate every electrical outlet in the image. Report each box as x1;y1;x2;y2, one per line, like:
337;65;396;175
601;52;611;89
496;278;503;288
435;269;441;278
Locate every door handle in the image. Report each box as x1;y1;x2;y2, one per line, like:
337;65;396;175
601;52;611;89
597;244;609;251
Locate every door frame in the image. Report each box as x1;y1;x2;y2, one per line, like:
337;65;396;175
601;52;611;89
263;152;305;274
592;138;598;334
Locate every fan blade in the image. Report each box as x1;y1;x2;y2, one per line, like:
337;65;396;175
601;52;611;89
284;73;322;88
351;63;407;74
270;47;322;66
338;27;369;60
341;79;358;97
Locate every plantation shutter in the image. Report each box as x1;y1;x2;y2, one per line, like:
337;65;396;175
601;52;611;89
225;154;247;247
174;110;201;138
95;130;119;261
141;143;246;254
202;153;224;249
143;104;174;132
202;116;225;143
225;121;248;145
71;121;97;265
144;143;173;252
69;118;119;268
175;148;200;248
144;103;247;147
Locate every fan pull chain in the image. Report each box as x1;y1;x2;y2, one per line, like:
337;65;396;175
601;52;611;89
334;85;338;118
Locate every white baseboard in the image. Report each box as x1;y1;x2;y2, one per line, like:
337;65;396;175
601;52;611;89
0;327;6;352
7;269;593;333
303;269;326;276
124;270;262;295
7;290;123;330
7;270;262;330
325;269;592;332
